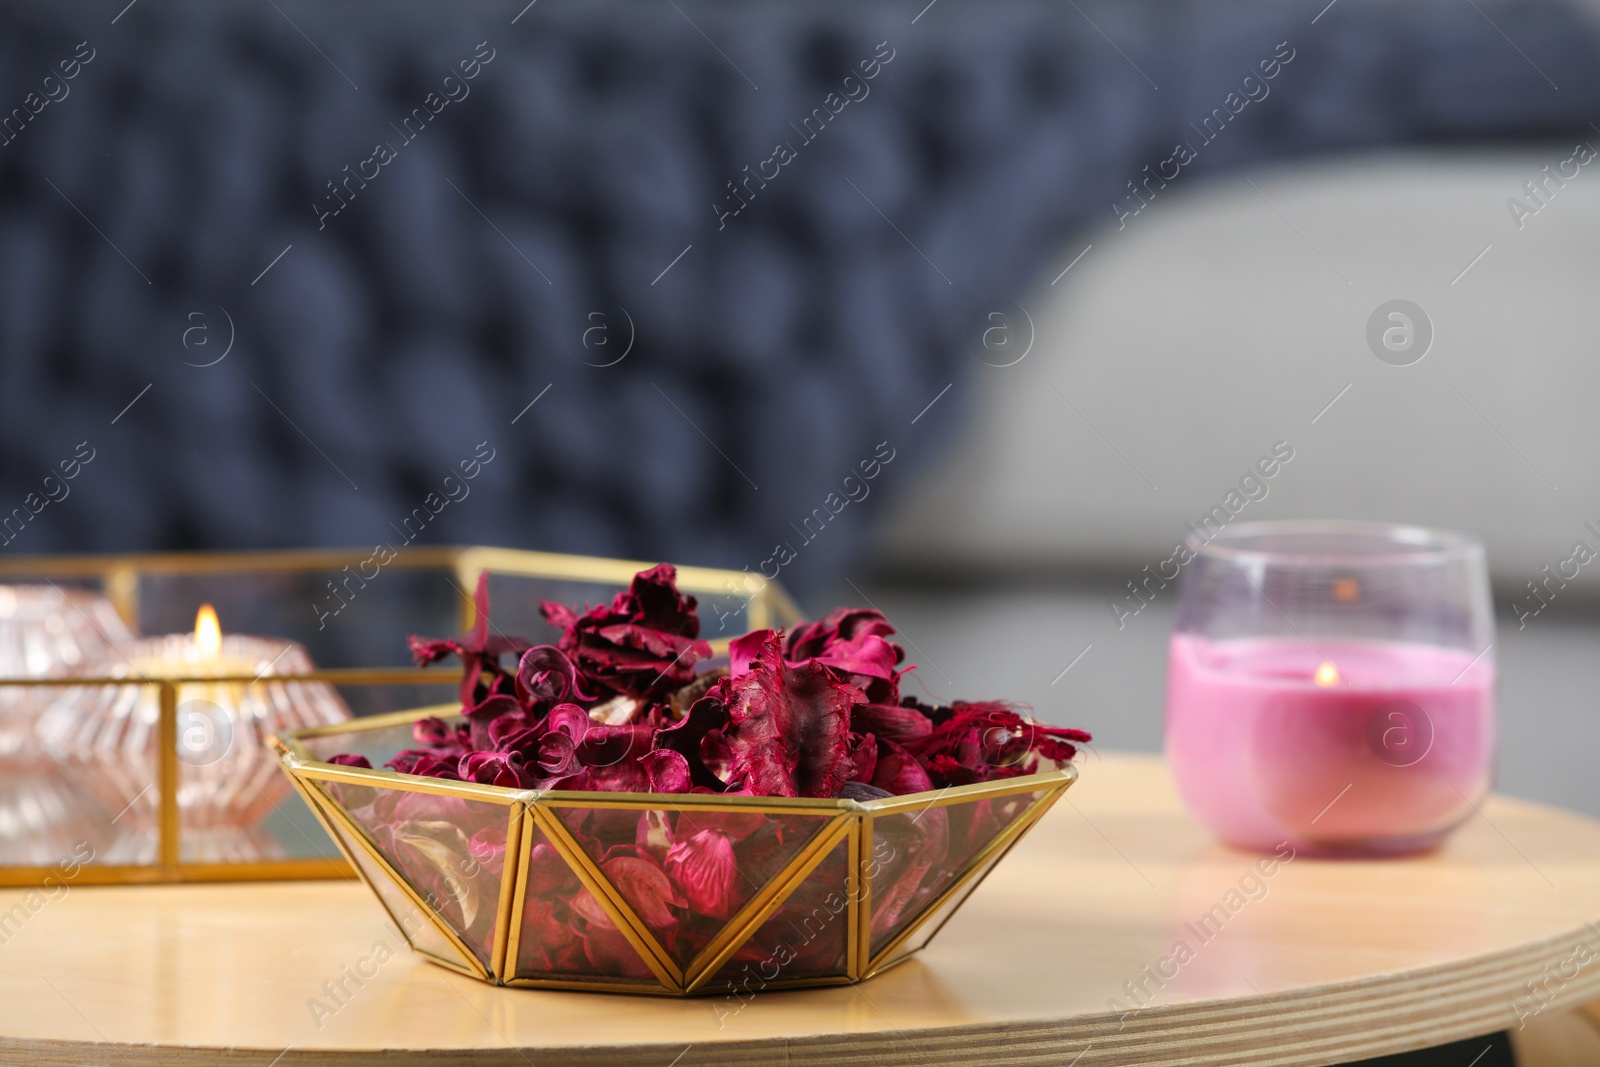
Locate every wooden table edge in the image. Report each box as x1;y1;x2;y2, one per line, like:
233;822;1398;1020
6;914;1598;1067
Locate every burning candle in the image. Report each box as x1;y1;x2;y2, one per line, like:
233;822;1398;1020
1167;634;1495;854
38;604;350;863
1165;521;1496;856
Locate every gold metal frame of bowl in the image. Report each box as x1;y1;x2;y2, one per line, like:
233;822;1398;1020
274;706;1078;995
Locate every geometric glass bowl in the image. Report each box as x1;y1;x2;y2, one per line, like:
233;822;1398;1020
273;707;1076;995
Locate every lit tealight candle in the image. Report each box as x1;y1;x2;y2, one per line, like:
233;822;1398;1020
1312;661;1341;688
195;603;222;659
39;604;350;864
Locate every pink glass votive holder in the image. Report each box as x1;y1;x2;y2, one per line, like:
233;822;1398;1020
1165;521;1495;856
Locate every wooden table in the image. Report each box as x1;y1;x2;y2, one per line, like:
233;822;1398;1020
4;752;1600;1066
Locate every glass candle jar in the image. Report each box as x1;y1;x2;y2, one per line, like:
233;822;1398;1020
0;584;133;762
0;585;134;865
37;605;351;863
1165;521;1495;856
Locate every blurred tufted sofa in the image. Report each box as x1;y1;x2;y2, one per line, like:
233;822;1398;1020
1;0;1598;598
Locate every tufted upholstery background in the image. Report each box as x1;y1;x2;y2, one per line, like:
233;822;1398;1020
1;0;1598;596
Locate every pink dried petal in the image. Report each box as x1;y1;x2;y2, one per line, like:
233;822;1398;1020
641;749;694;794
665;829;738;919
785;608;908;703
574;723;653;768
526;842;579;895
729;630;769;677
599;855;685;929
459;751;532;789
519;895;580;971
547;702;591;739
468;825;507;878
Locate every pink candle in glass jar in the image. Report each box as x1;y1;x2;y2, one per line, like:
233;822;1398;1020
1163;521;1496;856
1166;634;1494;855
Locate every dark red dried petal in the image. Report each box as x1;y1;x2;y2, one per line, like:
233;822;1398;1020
580;919;656;978
653;689;732;792
851;703;933;746
871;805;949;929
927;753;983;788
526;842;579;895
895;701;1087;785
722;631;861;799
386;750;465;780
463;694;523;751
870;742;934;795
408;572;537;706
413;716;465;750
516;645;591;709
519;894;580;971
541;563;711;699
558;760;654;793
849;732;879;784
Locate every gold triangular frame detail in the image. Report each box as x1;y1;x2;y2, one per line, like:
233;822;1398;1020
864;786;1067;975
532;808;857;994
283;775;462;968
302;779;496;981
530;807;686;990
681;815;854;993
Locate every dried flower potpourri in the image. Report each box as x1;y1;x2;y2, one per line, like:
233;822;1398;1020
336;564;1089;800
310;564;1089;983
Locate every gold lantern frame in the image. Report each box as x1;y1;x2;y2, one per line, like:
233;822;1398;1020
0;546;800;887
274;706;1077;995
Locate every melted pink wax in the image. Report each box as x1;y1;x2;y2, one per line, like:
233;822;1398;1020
1166;634;1495;855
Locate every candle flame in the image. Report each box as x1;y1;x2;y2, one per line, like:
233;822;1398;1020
1313;661;1340;687
194;604;222;660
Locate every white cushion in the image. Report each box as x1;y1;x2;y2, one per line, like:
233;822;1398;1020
875;148;1600;586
